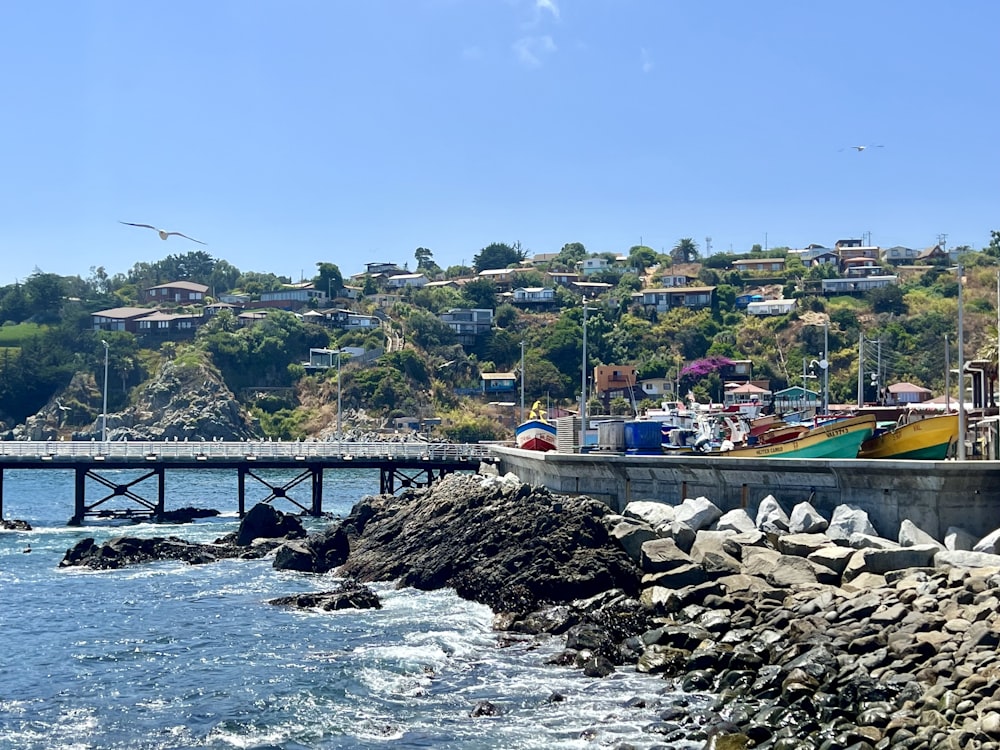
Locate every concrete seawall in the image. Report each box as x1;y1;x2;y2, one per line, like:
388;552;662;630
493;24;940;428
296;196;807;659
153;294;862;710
492;446;1000;540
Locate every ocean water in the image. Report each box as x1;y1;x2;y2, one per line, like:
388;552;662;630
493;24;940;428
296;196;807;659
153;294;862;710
0;468;706;749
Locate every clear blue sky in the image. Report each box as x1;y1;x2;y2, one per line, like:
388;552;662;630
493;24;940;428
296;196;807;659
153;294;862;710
2;0;998;286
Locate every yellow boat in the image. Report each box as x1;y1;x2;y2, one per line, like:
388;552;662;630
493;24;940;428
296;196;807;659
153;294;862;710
720;414;876;459
857;413;959;460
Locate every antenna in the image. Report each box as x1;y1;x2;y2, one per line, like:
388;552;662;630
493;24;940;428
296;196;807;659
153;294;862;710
705;237;712;255
937;233;948;253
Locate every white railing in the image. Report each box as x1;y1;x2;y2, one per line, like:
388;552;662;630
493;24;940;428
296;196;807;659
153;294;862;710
0;441;495;461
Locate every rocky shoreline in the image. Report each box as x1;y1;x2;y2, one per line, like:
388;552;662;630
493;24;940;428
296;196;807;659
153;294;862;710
57;471;1000;749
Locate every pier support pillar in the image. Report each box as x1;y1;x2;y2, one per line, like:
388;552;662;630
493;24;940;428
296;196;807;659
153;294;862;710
311;468;323;517
71;467;86;526
237;467;247;517
0;467;4;520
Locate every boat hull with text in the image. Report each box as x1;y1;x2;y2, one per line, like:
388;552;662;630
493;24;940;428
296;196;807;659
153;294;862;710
858;413;959;460
719;414;876;459
515;420;558;452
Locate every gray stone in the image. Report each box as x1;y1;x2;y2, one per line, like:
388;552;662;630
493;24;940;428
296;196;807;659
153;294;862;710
623;500;675;530
788;501;828;534
667;520;696;553
765;554;821;587
944;526;977;552
934;549;1000;570
688;530;741;573
754;494;789;533
609;516;659;564
827;504;879;542
848;532;899;550
641;563;709;589
740;545;782;578
716;508;757;534
842;545;939;581
776;532;833;558
898;519;944;549
807;545;856;575
639;537;692;573
674;495;722;532
974;528;1000;554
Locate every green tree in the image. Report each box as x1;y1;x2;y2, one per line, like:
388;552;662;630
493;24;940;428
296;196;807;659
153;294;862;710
628;245;657;272
460;278;497;310
670;238;700;264
473;242;526;272
313;262;344;298
414;247;442;276
555;242;588;268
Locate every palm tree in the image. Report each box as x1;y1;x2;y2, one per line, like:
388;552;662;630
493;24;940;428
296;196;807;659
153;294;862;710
671;238;699;264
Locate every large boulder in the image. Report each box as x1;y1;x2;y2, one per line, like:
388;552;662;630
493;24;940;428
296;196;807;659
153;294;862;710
268;579;382;611
335;473;642;614
234;503;306;546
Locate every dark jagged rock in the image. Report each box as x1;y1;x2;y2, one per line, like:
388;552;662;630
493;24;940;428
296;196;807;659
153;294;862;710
268;579;381;611
272;524;350;574
2;519;32;531
335;472;642;615
218;503;306;547
60;535;227;569
155;507;220;524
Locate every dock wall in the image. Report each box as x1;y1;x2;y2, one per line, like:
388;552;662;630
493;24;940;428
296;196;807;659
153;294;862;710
492;447;1000;540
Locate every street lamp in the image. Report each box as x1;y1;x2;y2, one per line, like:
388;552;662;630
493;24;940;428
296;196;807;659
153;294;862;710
519;340;526;425
336;348;343;441
100;340;109;442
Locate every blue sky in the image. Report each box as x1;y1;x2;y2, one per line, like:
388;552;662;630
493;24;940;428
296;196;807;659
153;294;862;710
2;0;998;286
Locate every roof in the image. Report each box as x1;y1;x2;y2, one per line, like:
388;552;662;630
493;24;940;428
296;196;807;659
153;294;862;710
146;280;209;293
478;268;516;276
139;311;201;322
641;285;717;294
92;307;152;319
480;372;517;380
888;382;933;394
728;382;771;394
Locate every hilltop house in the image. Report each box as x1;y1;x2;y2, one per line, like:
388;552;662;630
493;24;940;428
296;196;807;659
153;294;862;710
141;281;209;305
440;308;493;345
636;286;716;313
746;298;797;316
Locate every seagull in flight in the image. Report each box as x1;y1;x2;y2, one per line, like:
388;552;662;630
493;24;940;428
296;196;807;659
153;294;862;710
119;222;206;244
842;144;884;152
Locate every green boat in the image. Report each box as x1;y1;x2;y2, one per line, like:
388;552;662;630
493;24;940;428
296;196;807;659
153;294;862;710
719;414;877;459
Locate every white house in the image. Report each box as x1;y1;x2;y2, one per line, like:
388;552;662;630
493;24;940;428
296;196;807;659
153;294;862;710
511;287;555;304
746;298;797;316
821;276;898;294
384;272;428;289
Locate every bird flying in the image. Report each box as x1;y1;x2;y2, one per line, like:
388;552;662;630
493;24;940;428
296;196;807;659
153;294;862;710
119;222;206;244
842;145;884;152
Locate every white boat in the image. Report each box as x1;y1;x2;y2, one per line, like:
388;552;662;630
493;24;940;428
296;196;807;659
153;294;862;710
515;401;557;452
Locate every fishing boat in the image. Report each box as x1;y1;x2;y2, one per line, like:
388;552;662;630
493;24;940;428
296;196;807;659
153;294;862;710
717;414;876;459
857;413;959;460
515;401;557;452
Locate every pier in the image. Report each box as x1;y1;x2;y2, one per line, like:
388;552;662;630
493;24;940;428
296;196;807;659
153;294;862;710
0;441;493;524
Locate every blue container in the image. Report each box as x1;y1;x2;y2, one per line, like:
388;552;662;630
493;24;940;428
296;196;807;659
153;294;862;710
624;421;663;451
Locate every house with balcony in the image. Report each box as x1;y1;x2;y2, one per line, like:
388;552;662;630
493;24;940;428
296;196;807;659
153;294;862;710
772;386;820;414
887;382;933;405
546;271;579;287
882;246;920;266
141;281;209;305
579;257;613;276
746;298;797;316
323;308;380;330
657;273;697;288
638;377;674;400
258;285;327;309
720;359;753;383
637;286;716;313
135;311;202;338
723;382;772;409
594;365;637;396
843;258;884;277
440;308;494;345
480;371;517;395
821;276;898;295
384;272;428;289
511;287;556;306
797;246;840;267
731;258;786;274
917;244;949;265
92;307;158;333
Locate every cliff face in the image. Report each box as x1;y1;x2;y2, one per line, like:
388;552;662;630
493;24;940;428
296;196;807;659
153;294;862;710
11;352;261;442
91;354;261;441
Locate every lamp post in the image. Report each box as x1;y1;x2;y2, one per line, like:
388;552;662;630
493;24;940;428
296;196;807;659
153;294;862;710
580;296;591;451
957;263;966;460
100;340;109;442
519;339;526;425
336;348;343;441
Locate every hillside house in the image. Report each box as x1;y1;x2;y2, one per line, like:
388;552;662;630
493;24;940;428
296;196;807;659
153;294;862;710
135;311;202;337
657;273;696;288
731;258;786;274
480;372;517;395
724;382;772;409
579;257;612;276
882;246;920;266
323;309;380;330
511;287;556;306
797;247;840;267
887;382;933;405
441;308;493;344
259;285;327;308
917;244;949;265
821;276;898;294
772;386;820;414
746;298;797;316
572;281;614;297
141;281;209;305
546;271;579;287
721;360;753;383
637;286;716;313
843;258;884;277
638;377;674;400
384;272;428;289
594;365;637;396
92;307;158;333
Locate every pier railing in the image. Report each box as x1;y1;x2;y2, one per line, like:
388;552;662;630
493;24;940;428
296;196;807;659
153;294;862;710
0;441;494;462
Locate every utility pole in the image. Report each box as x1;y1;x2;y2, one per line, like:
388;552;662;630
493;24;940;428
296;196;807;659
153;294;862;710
336;349;343;440
857;331;864;408
580;297;590;451
957;263;966;460
519;340;526;424
101;340;109;442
